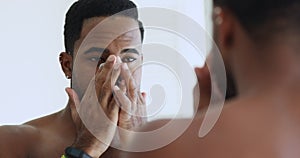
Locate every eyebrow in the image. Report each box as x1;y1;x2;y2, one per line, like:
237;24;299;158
121;48;140;55
84;47;107;54
84;47;140;55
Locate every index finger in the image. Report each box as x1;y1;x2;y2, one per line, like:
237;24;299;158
120;63;138;101
94;55;117;92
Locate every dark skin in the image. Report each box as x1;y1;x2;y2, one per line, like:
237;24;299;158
123;6;300;158
0;16;146;158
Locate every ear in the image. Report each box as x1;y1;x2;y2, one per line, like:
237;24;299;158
214;8;236;60
59;52;73;79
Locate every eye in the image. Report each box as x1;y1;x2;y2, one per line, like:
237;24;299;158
89;57;99;62
89;57;106;63
122;56;137;63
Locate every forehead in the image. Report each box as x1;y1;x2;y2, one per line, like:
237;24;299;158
77;16;141;49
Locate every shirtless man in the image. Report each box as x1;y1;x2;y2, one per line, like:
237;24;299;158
123;0;300;157
0;0;146;157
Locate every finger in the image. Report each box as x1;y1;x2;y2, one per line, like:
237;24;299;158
119;79;126;93
194;66;212;110
107;99;120;124
96;63;104;75
136;92;147;124
113;86;131;121
194;66;211;90
97;56;121;92
116;79;129;120
99;58;122;107
120;63;137;102
129;92;146;127
95;55;116;94
97;55;116;74
110;60;122;88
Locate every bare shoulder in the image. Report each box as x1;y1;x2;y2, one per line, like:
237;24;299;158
124;98;291;158
0;111;62;158
0;124;40;157
121;118;201;158
122;99;268;158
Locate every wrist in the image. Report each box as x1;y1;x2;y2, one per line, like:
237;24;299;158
72;139;107;157
64;146;93;158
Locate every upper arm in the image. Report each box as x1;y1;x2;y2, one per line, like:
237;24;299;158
0;125;38;158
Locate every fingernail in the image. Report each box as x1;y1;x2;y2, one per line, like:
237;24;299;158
107;55;115;62
122;63;129;70
117;56;122;63
114;85;120;91
114;64;120;70
99;63;105;68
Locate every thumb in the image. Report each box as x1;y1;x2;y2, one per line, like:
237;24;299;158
194;66;213;111
65;88;80;123
194;66;211;90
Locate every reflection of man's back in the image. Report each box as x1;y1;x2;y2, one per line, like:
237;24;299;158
123;0;300;157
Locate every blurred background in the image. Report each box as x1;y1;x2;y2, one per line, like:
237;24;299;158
0;0;212;125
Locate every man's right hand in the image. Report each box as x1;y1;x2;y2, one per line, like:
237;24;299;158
65;55;121;158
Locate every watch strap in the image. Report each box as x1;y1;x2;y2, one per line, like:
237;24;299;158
65;147;93;158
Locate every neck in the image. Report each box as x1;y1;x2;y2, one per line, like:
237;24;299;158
56;100;77;137
233;44;300;98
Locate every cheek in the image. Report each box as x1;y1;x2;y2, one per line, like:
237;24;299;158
72;58;98;96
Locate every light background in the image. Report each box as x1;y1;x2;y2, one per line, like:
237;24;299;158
0;0;212;125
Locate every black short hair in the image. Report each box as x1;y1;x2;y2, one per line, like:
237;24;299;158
64;0;144;55
214;0;300;42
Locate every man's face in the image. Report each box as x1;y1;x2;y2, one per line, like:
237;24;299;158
71;16;143;99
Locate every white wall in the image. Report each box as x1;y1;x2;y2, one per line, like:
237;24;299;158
0;0;75;125
0;0;212;125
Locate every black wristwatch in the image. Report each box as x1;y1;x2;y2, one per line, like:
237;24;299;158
65;147;93;158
